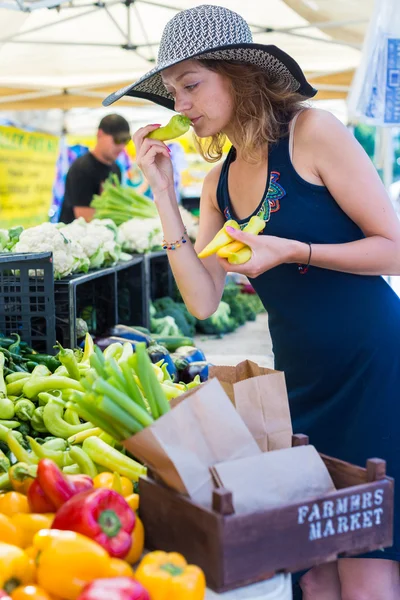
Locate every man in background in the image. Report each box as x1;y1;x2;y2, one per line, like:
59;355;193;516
59;114;131;223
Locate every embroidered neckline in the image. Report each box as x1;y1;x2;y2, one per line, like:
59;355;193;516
224;170;286;228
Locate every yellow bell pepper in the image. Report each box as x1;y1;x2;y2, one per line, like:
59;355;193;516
11;514;55;549
135;551;206;600
93;472;133;497
125;515;145;565
10;585;61;600
0;492;29;516
33;529;129;600
0;513;23;547
107;558;135;578
125;493;139;512
0;543;35;594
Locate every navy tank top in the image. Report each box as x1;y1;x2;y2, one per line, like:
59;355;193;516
217;127;400;563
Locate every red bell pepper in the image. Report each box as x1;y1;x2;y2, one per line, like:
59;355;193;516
28;479;57;513
78;577;150;600
52;488;135;558
0;592;12;600
31;459;93;512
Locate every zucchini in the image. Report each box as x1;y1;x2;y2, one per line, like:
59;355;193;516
152;335;195;352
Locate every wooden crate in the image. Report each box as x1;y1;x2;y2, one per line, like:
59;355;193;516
138;434;394;593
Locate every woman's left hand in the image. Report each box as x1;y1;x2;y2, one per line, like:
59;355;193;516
217;227;306;277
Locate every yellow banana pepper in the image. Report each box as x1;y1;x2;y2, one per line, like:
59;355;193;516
0;543;35;594
197;220;240;259
125;515;145;564
227;246;252;265
33;529;113;600
11;514;55;549
0;492;29;516
135;551;206;600
0;513;23;547
93;472;133;497
217;214;265;257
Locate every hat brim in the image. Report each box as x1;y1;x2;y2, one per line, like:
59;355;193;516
103;43;317;109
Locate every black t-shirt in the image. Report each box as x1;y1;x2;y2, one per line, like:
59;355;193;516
59;152;121;223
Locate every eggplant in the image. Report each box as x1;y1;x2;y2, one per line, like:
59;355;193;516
171;346;206;364
106;325;152;346
93;336;138;352
175;359;209;384
147;343;177;381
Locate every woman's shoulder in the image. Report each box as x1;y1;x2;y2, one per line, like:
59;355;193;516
294;107;347;141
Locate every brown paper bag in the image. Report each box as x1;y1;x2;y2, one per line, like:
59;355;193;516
123;378;262;507
211;445;336;514
210;360;292;451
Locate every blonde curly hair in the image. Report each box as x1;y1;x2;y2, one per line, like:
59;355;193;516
194;59;308;164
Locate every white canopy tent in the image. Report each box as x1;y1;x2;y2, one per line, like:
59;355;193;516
0;0;370;129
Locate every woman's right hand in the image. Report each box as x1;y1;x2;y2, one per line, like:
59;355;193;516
132;124;174;195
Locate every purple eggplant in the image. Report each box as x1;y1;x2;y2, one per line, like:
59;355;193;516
106;325;152;346
174;359;209;384
93;336;138;352
171;346;206;364
147;343;177;381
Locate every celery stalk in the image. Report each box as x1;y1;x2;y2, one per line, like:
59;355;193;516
93;379;154;428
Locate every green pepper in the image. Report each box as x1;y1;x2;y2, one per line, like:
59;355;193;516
68;445;98;477
63;407;82;426
62;463;81;475
14;398;35;422
5;372;30;384
31;406;48;433
82;436;146;481
55;343;81;381
6;431;38;465
31;364;52;378
7;377;33;397
0;447;10;472
0;397;15;420
22;353;60;373
23;375;83;399
43;400;93;439
0;352;7;397
38;390;63;407
8;333;21;355
16;422;31;437
0;472;11;490
0;420;21;429
146;114;191;141
26;436;73;468
42;438;67;451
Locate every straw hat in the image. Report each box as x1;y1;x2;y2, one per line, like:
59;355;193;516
103;4;317;109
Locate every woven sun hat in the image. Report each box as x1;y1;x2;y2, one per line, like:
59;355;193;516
103;4;317;109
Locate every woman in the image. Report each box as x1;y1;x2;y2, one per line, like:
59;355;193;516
104;5;400;599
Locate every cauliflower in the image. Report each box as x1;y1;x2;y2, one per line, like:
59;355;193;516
60;218;121;268
119;218;163;254
14;223;78;278
179;206;199;241
0;229;9;251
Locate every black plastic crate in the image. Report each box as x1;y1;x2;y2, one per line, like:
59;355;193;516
145;252;174;301
115;258;147;328
0;252;56;354
54;257;146;348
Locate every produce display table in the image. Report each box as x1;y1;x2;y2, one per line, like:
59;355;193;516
206;574;292;599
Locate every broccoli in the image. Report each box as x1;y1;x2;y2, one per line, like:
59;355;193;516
153;297;196;337
237;294;257;321
150;315;181;336
222;284;247;326
196;301;237;336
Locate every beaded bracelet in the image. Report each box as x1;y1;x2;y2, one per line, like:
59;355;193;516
162;227;188;251
298;242;312;275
